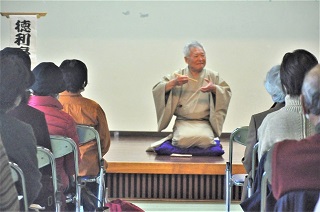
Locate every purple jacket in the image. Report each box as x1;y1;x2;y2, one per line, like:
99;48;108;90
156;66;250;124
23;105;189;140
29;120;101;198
28;95;80;190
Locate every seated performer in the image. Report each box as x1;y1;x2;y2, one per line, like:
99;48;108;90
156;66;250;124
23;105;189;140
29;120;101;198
149;41;231;151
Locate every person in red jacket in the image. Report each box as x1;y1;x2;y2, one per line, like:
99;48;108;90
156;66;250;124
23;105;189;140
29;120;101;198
28;62;81;210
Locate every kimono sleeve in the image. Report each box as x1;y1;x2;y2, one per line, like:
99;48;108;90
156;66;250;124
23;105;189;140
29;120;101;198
208;70;232;137
152;73;181;131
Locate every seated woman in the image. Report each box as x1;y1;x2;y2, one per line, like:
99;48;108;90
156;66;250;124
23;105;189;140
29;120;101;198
58;59;110;178
0;47;42;208
28;62;81;209
58;59;111;207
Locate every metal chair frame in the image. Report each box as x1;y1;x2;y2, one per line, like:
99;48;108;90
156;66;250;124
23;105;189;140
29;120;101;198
247;142;259;197
76;125;106;208
36;146;61;212
225;126;249;211
9;162;28;212
50;135;81;212
260;171;268;212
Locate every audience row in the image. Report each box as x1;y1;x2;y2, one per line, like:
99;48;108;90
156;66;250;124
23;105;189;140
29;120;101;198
0;47;110;211
241;49;320;211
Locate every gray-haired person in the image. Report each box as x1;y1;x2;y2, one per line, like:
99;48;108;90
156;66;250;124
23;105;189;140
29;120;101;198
150;41;231;151
241;65;286;201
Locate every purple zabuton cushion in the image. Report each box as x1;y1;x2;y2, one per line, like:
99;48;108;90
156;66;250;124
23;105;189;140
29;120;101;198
154;140;224;156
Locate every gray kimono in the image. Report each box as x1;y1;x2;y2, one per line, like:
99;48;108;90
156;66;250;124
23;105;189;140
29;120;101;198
151;67;231;149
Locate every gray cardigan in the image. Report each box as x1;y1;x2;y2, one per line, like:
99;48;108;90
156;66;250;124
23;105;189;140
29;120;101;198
257;95;315;160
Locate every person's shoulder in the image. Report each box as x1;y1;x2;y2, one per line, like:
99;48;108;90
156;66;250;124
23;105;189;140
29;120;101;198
63;95;101;108
253;106;281;121
59;109;76;121
81;96;100;107
262;107;286;122
25;104;46;116
1;113;32;130
1;114;35;143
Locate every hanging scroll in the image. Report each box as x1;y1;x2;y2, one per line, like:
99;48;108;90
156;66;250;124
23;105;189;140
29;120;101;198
9;15;37;66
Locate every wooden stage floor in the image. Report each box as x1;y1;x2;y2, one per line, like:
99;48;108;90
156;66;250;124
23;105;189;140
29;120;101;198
103;133;246;175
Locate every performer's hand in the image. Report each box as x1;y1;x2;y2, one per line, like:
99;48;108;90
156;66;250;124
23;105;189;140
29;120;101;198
174;75;189;86
165;75;189;92
200;78;216;93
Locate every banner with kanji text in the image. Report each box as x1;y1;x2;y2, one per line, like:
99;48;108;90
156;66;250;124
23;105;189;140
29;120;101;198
9;15;37;66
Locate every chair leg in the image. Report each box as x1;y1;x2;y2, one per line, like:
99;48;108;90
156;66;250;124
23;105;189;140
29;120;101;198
55;190;62;212
247;177;253;198
97;169;105;208
75;178;82;212
226;162;231;212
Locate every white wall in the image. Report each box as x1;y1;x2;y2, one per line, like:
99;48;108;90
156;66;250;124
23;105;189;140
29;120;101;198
1;1;319;133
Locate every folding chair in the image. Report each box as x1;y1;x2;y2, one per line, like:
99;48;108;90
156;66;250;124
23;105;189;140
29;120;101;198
36;146;61;212
9;162;28;212
50;135;81;212
225;126;249;212
76;125;106;208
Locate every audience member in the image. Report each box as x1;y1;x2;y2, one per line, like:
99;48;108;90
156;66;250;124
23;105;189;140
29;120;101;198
0;47;42;207
4;47;51;151
243;65;285;173
28;62;80;208
8;90;51;150
257;49;318;159
59;59;111;177
150;41;231;150
241;65;285;200
0;135;19;211
4;47;53;210
59;59;111;210
265;64;320;211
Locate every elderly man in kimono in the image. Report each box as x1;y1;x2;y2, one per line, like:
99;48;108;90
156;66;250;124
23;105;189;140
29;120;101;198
149;41;232;151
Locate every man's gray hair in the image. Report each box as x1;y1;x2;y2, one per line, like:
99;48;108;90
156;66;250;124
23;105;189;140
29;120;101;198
183;41;205;57
302;64;320;115
264;65;286;103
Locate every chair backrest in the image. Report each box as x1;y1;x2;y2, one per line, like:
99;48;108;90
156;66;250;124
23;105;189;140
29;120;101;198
50;135;80;211
9;162;28;212
37;146;55;169
229;126;249;174
76;125;102;161
50;135;78;160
